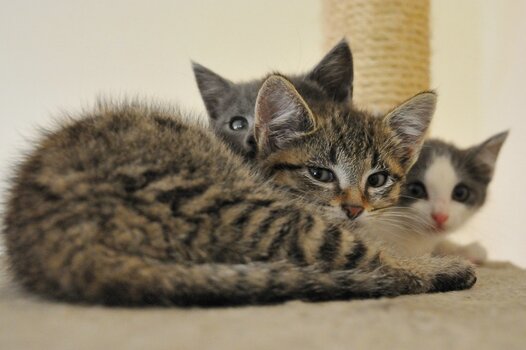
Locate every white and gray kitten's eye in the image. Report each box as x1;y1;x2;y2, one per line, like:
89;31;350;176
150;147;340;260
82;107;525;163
407;181;428;199
308;167;336;183
229;116;248;131
367;171;389;188
452;184;470;202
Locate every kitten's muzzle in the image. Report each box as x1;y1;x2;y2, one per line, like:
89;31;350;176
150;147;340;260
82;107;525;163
343;205;364;220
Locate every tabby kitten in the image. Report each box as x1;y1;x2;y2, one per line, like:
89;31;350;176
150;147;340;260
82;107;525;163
193;39;353;158
3;75;475;306
363;133;508;262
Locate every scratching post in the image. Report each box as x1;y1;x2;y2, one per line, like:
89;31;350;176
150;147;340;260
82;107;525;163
322;0;430;113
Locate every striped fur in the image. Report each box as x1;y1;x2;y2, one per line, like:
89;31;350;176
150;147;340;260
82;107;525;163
3;82;476;306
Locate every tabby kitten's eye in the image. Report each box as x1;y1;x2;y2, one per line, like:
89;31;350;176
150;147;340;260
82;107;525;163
229;116;248;131
308;167;335;183
452;184;470;202
367;171;388;188
407;182;428;199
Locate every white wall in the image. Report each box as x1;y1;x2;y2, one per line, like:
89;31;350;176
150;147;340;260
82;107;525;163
432;0;526;267
0;0;322;134
1;1;524;266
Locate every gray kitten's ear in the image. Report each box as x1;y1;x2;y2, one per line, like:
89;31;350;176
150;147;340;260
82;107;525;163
383;91;437;167
470;131;509;173
192;61;233;119
306;38;353;102
255;75;316;155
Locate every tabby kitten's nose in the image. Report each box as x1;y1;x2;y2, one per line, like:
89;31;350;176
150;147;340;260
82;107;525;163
343;205;364;220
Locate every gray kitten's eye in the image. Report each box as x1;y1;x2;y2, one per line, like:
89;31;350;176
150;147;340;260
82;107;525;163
452;184;470;202
407;182;427;199
367;171;388;187
308;167;335;183
229;116;248;131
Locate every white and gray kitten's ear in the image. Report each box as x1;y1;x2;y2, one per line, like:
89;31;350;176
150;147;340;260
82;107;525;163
470;131;509;174
192;61;233;120
383;91;437;167
306;38;353;102
255;75;316;155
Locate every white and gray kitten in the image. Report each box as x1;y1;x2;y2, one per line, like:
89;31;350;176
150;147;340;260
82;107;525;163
361;132;508;263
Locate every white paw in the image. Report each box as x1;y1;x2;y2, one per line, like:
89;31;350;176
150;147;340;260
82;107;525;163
460;242;487;264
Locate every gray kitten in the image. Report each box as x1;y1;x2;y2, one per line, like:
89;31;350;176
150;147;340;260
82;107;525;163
193;40;353;158
362;132;508;262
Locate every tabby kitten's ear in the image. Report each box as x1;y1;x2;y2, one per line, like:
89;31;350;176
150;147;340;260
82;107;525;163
255;75;317;155
192;62;233;119
306;38;353;102
469;131;509;177
383;91;437;168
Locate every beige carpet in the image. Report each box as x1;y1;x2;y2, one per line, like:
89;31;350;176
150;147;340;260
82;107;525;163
1;258;525;350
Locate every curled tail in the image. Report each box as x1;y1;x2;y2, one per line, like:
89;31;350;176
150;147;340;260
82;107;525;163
5;244;357;306
7;243;476;306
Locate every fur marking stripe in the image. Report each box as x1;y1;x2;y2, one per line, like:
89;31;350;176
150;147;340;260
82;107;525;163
343;241;367;269
271;163;304;172
318;226;342;263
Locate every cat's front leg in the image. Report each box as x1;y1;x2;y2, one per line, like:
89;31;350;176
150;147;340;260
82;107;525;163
301;242;477;299
290;217;477;295
249;208;477;296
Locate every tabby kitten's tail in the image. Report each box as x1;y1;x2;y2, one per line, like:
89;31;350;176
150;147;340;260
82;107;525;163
7;239;475;306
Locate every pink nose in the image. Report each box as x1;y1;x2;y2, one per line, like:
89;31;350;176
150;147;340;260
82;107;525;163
343;205;364;220
432;213;449;226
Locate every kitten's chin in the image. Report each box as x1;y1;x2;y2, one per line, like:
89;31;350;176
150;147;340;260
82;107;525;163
436;222;464;235
351;211;378;230
431;226;450;235
420;219;455;235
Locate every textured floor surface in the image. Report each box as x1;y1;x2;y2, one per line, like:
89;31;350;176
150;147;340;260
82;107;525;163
1;258;525;350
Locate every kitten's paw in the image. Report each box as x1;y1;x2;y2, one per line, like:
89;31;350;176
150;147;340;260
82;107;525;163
460;242;487;265
428;257;477;293
357;253;476;296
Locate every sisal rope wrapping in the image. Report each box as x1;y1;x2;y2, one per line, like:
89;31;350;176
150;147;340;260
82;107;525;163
322;0;430;113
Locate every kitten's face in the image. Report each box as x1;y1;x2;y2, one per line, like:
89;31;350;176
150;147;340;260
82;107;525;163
198;80;260;157
254;75;436;225
400;134;508;233
193;40;353;158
